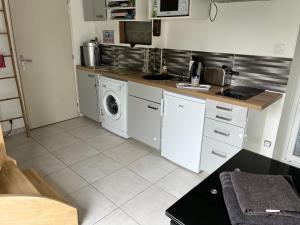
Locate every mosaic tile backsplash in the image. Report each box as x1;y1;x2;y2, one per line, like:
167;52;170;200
100;45;292;93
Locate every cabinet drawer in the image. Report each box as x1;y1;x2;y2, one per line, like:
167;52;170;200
128;96;161;150
206;100;248;127
201;137;240;173
204;118;245;148
128;81;162;103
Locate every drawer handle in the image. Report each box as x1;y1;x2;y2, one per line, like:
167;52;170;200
216;115;232;122
211;150;227;159
214;130;230;137
148;105;158;111
216;106;232;112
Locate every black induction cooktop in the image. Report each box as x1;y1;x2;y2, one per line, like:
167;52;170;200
216;86;265;100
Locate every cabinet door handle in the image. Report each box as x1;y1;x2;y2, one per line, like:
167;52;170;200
216;106;232;112
214;130;230;137
211;150;227;159
148;105;158;111
96;15;104;18
88;74;95;78
216;115;232;122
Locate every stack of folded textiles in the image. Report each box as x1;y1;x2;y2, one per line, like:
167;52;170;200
220;171;300;225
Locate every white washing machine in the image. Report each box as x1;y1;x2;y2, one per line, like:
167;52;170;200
100;76;129;138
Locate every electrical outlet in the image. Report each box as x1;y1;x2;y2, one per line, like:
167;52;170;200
264;140;272;148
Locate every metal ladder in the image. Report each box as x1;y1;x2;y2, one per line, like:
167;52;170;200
0;0;30;136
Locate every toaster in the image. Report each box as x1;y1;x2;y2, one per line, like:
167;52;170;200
204;67;231;87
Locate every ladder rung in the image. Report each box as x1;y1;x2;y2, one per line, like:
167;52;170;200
0;32;7;35
0;116;23;123
0;76;15;80
4;55;11;57
0;97;19;102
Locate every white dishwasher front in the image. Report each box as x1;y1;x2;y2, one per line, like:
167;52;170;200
161;91;206;173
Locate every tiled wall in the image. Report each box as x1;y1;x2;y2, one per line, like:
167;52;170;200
100;45;292;93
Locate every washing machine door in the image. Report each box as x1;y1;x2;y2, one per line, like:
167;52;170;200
103;91;121;120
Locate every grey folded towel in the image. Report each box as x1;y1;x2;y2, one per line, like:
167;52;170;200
231;171;300;217
220;172;300;225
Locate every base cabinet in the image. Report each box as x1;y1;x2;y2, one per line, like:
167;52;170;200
200;100;248;173
77;69;101;122
128;96;161;149
128;81;162;150
200;136;240;173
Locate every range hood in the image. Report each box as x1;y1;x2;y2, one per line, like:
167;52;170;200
215;0;270;2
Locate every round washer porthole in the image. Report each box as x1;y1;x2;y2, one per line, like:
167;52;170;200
103;91;121;120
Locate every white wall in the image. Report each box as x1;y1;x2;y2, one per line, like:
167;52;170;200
94;0;300;58
69;0;96;65
165;0;300;58
274;27;300;161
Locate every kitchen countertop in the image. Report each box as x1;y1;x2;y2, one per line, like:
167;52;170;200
166;150;300;225
76;65;283;110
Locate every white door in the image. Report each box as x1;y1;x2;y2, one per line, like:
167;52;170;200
9;0;78;128
161;92;206;173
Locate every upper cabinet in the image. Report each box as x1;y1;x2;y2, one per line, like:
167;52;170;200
83;0;107;21
149;0;209;20
107;0;148;21
82;0;149;21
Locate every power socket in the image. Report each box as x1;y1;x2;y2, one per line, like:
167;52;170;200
264;140;272;148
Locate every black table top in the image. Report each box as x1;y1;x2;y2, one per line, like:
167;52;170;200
166;150;300;225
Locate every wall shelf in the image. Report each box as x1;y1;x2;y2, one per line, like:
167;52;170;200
107;0;148;21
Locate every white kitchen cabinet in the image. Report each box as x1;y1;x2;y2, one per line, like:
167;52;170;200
128;96;161;149
161;91;206;173
128;82;162;150
77;69;101;122
201;100;248;173
204;118;245;148
201;136;240;173
82;0;107;21
206;99;248;127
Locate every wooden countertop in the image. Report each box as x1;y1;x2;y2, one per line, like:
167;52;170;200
77;65;283;110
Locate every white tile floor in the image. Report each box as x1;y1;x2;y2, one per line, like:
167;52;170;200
5;117;209;225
